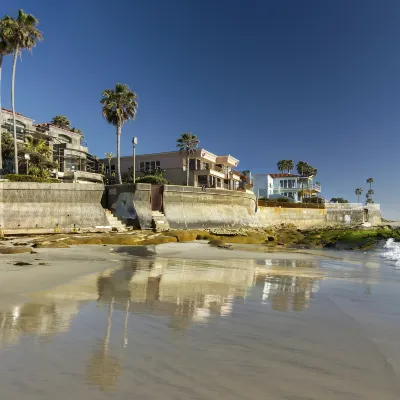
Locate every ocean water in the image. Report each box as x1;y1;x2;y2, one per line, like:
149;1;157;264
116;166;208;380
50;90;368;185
0;246;400;399
382;238;400;267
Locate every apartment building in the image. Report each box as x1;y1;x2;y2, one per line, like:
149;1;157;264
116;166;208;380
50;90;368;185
102;148;242;190
1;108;101;182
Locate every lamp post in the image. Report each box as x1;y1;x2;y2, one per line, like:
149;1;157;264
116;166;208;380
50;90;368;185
24;153;30;175
132;137;138;183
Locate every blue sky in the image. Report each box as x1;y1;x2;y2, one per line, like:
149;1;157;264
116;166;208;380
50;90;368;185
1;0;399;218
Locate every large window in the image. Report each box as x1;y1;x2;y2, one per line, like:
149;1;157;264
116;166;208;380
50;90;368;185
280;179;296;189
140;160;161;172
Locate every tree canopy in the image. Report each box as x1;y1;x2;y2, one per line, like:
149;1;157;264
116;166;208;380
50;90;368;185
51;115;71;130
101;83;138;128
330;197;348;203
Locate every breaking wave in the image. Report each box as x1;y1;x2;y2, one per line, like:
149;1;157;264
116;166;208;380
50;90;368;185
381;238;400;267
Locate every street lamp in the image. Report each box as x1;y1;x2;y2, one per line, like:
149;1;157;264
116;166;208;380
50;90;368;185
132;137;138;184
24;153;30;175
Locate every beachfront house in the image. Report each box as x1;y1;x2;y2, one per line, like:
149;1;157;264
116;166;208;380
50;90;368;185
1;108;102;182
253;173;321;202
101;149;243;190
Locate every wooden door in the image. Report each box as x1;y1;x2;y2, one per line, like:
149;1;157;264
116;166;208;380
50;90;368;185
151;185;163;211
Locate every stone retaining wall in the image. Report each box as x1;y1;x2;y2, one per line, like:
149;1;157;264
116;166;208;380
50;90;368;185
0;182;108;234
163;185;258;229
257;206;327;228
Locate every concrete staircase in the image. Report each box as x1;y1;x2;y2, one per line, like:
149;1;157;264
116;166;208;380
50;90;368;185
105;209;127;232
152;211;170;232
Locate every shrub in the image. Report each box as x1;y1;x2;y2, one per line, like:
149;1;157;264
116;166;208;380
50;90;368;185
4;174;60;183
135;175;169;185
258;199;324;209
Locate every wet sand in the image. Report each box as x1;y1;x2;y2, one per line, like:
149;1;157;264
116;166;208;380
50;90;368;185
0;243;399;399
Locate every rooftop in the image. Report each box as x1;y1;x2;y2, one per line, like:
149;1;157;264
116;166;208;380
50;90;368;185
1;108;35;121
269;173;300;178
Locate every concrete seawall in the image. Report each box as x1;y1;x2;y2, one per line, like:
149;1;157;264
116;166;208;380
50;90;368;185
163;186;258;229
257;207;327;228
0;182;108;234
106;184;382;230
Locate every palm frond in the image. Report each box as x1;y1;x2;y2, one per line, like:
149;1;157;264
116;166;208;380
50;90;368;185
100;83;138;127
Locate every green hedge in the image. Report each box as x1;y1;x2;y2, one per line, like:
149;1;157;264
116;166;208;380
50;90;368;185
258;199;325;209
135;175;169;185
4;174;60;183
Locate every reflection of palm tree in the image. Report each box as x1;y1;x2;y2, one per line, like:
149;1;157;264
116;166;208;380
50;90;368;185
86;298;122;392
123;299;129;348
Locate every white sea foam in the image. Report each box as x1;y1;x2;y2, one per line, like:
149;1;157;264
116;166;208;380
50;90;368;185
381;238;400;267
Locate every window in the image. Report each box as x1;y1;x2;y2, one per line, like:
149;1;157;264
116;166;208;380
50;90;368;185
140;162;144;172
111;165;115;171
145;161;150;171
156;161;160;168
58;134;72;144
189;159;196;170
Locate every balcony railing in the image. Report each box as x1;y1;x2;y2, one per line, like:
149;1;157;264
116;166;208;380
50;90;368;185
273;183;321;191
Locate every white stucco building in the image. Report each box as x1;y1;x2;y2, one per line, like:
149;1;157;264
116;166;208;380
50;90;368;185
253;173;321;202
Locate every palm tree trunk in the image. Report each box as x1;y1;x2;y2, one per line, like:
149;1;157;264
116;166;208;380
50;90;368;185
186;155;189;186
11;47;19;175
116;125;122;184
0;54;3;174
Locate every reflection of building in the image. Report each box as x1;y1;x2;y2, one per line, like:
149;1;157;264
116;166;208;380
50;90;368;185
1;108;102;182
0;301;80;348
97;258;256;330
254;260;320;312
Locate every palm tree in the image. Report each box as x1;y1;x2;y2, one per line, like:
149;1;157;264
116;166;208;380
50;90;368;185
367;189;374;196
51;115;71;130
104;152;114;175
286;160;294;174
366;177;374;189
355;188;363;203
101;83;138;184
176;133;199;186
277;160;286;173
0;38;12;173
1;10;42;174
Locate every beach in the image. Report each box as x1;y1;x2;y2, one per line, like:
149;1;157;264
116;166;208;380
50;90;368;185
0;242;399;399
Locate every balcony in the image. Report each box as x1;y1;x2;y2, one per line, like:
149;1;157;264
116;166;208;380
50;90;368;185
193;165;226;179
273;183;321;192
230;170;242;181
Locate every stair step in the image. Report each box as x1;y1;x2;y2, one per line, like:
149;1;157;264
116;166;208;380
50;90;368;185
104;209;127;231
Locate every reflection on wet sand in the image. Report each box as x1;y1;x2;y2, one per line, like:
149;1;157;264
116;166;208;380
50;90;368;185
97;257;320;329
1;252;399;399
0;257;321;349
85;298;122;392
0;301;79;348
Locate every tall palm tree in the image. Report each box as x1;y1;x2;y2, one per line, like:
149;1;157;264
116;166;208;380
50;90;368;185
176;133;199;186
277;160;285;173
104;152;114;175
366;177;374;189
0;40;12;174
1;10;42;174
286;160;294;174
355;188;363;203
101;84;138;184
